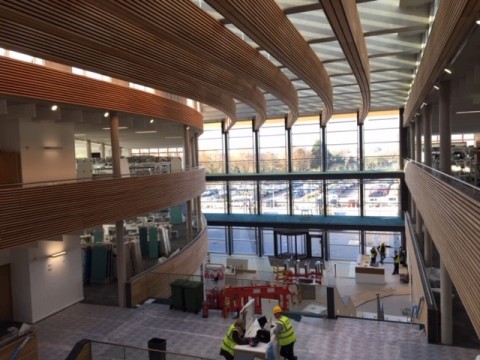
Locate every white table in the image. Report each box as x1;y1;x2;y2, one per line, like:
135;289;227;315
233;319;277;360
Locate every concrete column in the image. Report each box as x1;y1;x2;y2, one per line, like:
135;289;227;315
110;111;126;307
86;140;92;158
422;104;433;265
184;125;192;240
409;123;416;218
100;143;106;158
439;80;453;344
414;116;423;238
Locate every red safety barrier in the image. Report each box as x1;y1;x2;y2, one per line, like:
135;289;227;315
220;284;291;318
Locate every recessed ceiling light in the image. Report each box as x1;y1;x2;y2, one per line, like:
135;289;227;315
101;126;128;130
476;19;480;25
165;136;182;139
103;111;110;117
135;130;157;134
51;104;58;111
444;68;452;74
74;133;86;136
434;85;439;90
149;119;155;124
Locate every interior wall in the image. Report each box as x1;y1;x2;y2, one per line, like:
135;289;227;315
0;264;13;321
19;118;76;183
11;235;83;323
0;118;21;151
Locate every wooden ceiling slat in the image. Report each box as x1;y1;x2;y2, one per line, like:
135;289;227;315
206;0;332;128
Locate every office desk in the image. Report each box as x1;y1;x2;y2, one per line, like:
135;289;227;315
233;319;277;360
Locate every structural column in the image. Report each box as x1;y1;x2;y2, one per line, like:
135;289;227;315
193;132;202;230
439;81;453;345
184;125;193;241
409;122;416;218
86;140;92;158
414;116;423;238
110;111;126;307
422;104;433;267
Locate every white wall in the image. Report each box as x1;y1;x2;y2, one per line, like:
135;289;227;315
11;236;83;323
19;119;76;183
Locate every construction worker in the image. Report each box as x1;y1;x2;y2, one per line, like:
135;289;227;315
370;246;377;266
377;242;386;264
392;251;400;275
273;305;297;360
220;318;250;360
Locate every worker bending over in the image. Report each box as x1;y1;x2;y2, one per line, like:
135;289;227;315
273;305;297;360
220;318;250;360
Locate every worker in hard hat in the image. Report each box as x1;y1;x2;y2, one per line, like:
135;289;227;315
272;305;297;360
220;318;250;360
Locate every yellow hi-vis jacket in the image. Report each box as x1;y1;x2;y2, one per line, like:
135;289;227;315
277;315;296;346
221;323;237;356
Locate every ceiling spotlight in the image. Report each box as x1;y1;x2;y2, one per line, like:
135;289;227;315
444;68;452;74
149;118;154;124
476;19;480;25
104;111;110;118
51;104;58;111
434;85;439;90
420;102;427;109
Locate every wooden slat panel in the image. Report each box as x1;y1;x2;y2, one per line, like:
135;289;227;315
206;0;330;128
403;0;480;125
0;168;205;250
405;162;480;337
0;57;203;131
320;0;370;123
129;228;208;306
0;333;38;360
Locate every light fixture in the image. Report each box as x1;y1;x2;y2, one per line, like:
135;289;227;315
103;111;110;118
149;118;155;124
135;130;158;134
444;68;452;74
50;251;67;258
420;102;427;109
476;19;480;25
456;110;480;114
101;126;128;130
165;136;182;139
43;146;63;150
434;85;439;90
74;133;86;137
51;104;58;111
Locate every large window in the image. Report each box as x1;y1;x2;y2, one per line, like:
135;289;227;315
328;231;360;260
207;226;228;253
363;179;400;216
230;181;257;214
232;227;257;255
201;181;227;214
228;120;255;173
259;118;287;172
292;180;323;215
326;114;359;171
363;110;400;170
198;122;224;174
291;116;321;171
326;180;360;216
260;181;289;214
365;231;402;263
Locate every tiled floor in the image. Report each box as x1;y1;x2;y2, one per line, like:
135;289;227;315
33;254;480;359
34;302;480;360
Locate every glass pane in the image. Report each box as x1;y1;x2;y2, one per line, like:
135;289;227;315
292;180;323;215
198;122;224;173
259;119;287;173
326;180;360;216
262;228;274;255
207;226;227;253
228;120;255;174
363;179;400;216
230;181;257;214
259;181;289;214
328;231;360;260
232;227;257;255
365;231;402;264
201;181;227;214
291;116;321;171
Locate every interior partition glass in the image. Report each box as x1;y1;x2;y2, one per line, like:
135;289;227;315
229;181;257;214
232;226;257;255
201;181;227;214
363;178;400;216
198;122;225;174
363;110;400;170
328;230;360;260
262;228;274;256
258;118;287;172
326;180;360;216
228;120;255;173
260;180;289;214
292;180;324;215
325;114;359;171
291;116;322;171
207;226;228;253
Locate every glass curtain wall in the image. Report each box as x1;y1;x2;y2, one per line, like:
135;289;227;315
260;180;289;214
325;114;359;171
364;179;400;216
230;181;257;214
291;116;322;172
258;118;287;173
202;181;227;214
292;180;324;215
228;120;255;173
198;122;224;174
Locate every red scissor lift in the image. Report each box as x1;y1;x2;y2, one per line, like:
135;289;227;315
220;284;291;318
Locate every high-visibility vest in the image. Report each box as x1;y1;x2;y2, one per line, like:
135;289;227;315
394;255;400;264
221;323;238;356
277;315;296;346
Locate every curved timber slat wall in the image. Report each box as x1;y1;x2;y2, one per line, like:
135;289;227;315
206;0;332;128
127;227;208;307
403;0;480;125
0;168;205;250
405;162;480;338
0;57;203;131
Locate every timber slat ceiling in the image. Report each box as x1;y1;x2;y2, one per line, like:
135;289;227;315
320;0;370;123
403;0;480;125
206;0;332;128
0;169;205;250
0;57;203;130
0;1;269;124
85;0;297;128
405;162;480;338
